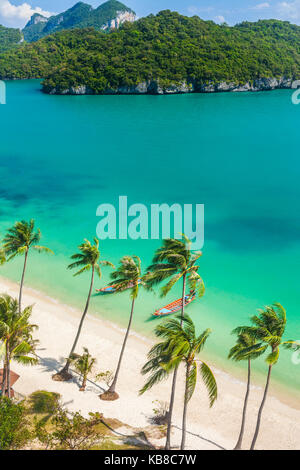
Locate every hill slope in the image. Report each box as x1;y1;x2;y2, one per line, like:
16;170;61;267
0;25;22;53
23;0;136;42
1;11;300;94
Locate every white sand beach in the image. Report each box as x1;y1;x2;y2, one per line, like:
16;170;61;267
1;275;300;450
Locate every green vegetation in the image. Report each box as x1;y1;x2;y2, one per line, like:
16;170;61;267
35;406;104;450
0;397;31;449
0;25;22;53
1;11;300;93
23;1;135;42
29;390;60;414
70;348;96;391
0;391;144;450
0;295;38;399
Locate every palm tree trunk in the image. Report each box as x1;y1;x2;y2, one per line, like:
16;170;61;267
180;363;190;450
61;266;95;375
19;249;28;313
80;374;87;391
165;274;186;450
108;298;135;394
180;274;186;326
1;356;7;396
234;359;251;450
250;365;272;450
6;352;10;399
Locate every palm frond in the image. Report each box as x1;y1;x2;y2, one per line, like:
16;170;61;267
199;361;218;407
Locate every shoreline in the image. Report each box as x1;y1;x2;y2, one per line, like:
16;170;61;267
1;274;300;450
11;275;300;411
3;77;299;96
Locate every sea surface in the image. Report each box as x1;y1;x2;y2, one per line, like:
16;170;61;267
0;80;299;401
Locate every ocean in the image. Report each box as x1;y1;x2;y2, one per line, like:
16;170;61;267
0;80;299;400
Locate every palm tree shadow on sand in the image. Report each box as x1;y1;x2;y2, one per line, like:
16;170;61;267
100;419;156;450
172;424;226;450
37;355;105;392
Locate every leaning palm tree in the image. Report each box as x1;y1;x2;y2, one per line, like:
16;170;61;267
0;295;38;398
70;348;96;392
53;238;113;381
3;220;53;312
140;315;217;450
235;303;299;450
100;255;144;401
228;332;265;450
146;236;204;449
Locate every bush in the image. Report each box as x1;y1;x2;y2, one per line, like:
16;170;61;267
0;397;31;450
29;390;61;414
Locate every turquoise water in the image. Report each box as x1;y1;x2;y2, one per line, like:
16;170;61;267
0;80;299;399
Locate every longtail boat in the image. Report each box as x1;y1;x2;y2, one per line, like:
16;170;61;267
153;292;196;317
96;278;142;294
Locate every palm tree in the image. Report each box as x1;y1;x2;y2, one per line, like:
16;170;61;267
146;236;204;449
235;303;299;450
70;348;96;391
100;255;144;401
53;238;113;381
228;332;265;450
0;295;38;398
3;220;53;312
140;315;217;450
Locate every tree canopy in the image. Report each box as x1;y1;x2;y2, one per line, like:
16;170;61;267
0;11;300;93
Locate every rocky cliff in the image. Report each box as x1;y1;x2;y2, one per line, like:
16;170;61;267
47;77;299;96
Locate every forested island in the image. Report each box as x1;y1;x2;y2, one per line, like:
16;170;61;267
0;25;22;53
1;10;300;95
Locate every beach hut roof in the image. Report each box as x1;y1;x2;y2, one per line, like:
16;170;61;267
0;369;20;387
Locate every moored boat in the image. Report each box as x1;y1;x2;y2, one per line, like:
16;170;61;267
96;278;142;293
153;291;196;317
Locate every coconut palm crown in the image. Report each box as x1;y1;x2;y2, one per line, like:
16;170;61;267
3;219;53;311
146;235;204;302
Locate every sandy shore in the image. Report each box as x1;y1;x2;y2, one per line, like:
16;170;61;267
1;275;299;450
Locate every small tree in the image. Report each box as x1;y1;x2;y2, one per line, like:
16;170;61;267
70;348;96;391
35;406;104;450
0;397;31;450
95;370;114;388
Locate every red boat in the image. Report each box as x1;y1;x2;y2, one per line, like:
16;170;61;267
153;292;196;317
